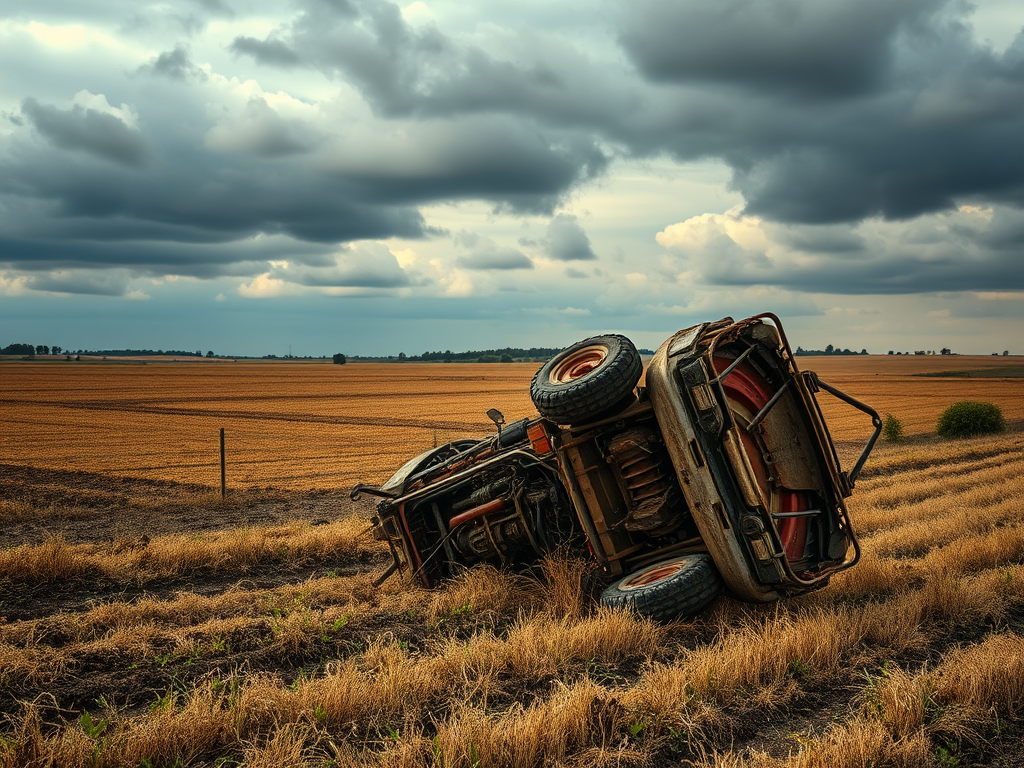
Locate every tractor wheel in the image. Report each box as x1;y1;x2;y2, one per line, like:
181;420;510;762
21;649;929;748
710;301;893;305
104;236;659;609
599;554;722;622
530;334;642;424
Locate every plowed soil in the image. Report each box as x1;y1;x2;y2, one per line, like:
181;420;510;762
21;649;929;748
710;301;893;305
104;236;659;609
2;356;1020;491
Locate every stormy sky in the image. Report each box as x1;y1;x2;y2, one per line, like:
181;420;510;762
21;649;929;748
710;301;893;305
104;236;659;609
1;0;1022;356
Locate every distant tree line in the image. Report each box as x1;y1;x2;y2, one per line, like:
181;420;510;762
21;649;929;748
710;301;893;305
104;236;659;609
0;344;221;358
414;347;564;362
399;346;656;363
1;343;38;355
795;345;868;356
72;348;214;357
889;349;951;355
2;343;70;356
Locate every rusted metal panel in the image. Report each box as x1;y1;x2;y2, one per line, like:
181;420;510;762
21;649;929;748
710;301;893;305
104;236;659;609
756;387;822;491
646;339;779;603
722;429;768;509
561;438;632;576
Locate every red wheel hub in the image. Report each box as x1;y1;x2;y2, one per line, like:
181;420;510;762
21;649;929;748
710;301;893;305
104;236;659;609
620;560;686;590
549;345;608;384
713;355;810;564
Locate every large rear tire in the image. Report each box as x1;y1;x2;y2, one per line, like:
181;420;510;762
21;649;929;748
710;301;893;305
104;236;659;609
599;554;722;622
530;334;642;424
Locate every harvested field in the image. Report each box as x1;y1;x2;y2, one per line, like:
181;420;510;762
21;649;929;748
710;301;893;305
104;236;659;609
1;355;1021;490
1;355;1023;766
801;355;1022;450
0;361;542;490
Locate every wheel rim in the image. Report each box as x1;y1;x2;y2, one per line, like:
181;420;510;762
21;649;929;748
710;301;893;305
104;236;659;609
549;344;609;384
619;559;687;590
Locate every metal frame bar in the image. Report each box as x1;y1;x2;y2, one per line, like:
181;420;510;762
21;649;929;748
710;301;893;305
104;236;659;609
711;343;756;384
809;372;883;485
702;314;864;589
770;509;822;519
745;378;792;432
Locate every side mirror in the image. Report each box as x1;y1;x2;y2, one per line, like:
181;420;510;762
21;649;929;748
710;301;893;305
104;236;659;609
486;408;505;435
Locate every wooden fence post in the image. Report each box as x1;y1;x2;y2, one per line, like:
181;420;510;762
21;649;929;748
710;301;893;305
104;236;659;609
220;428;226;499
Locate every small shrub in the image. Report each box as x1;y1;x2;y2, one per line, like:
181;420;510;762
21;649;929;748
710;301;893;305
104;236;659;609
936;401;1005;439
882;414;905;442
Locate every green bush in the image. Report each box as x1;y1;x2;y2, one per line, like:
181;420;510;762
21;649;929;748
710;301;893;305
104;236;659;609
881;413;905;442
936;401;1006;438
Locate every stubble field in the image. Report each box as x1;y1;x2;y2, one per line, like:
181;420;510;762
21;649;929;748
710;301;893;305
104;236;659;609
1;354;1022;767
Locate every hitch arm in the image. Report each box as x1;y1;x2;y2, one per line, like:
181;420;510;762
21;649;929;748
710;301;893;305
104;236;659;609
809;372;883;485
350;483;398;501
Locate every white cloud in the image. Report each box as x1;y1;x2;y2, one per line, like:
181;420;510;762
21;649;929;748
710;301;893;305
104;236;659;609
71;90;139;128
24;21;140;54
0;272;31;296
237;273;301;298
392;248;418;268
401;2;435;25
973;291;1024;300
440;269;475;298
656;204;1022;295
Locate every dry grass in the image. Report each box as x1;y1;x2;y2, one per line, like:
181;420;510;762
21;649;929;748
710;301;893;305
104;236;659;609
0;515;376;585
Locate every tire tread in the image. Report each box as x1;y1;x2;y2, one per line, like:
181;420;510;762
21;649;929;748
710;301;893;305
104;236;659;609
599;555;722;622
530;335;642;424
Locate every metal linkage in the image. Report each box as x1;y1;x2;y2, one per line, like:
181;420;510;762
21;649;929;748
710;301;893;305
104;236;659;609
770;509;822;519
809;372;883;485
745;379;792;432
711;343;756;384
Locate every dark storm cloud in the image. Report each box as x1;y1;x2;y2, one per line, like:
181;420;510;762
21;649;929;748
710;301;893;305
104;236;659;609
618;0;937;97
229;36;303;67
2;85;431;269
26;269;136;296
191;0;234;17
616;0;1024;225
138;46;207;81
338;119;606;214
2;4;609;288
205;97;314;157
457;250;533;270
21;98;148;167
274;243;413;288
4;0;1023;299
0;136;427;246
454;232;533;270
0;232;339;275
229;0;626;128
230;0;1024;228
543;215;596;261
768;224;866;255
660;206;1024;294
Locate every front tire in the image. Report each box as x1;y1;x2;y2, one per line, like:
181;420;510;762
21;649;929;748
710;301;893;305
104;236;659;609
530;334;642;424
599;554;722;622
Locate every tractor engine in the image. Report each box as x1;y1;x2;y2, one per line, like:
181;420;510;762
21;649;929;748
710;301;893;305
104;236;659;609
378;459;579;586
